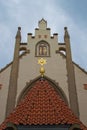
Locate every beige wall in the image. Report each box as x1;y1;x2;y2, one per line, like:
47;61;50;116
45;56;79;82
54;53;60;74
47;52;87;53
0;65;11;123
74;65;87;125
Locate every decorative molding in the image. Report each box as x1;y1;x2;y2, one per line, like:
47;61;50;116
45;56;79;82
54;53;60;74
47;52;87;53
17;76;68;106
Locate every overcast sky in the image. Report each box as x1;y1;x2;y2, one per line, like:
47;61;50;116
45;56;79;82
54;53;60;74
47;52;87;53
0;0;87;71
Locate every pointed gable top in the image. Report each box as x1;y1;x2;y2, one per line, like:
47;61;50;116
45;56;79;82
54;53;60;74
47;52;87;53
38;18;47;29
0;78;87;130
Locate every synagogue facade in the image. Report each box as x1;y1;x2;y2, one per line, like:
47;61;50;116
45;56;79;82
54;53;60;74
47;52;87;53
0;19;87;130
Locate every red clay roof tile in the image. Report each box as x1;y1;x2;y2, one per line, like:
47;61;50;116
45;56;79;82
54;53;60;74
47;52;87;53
0;79;87;130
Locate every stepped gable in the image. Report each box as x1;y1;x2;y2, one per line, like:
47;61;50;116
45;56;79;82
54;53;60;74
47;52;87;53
0;78;87;130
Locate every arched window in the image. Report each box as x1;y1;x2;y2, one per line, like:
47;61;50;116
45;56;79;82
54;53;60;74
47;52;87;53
59;47;66;55
35;41;50;57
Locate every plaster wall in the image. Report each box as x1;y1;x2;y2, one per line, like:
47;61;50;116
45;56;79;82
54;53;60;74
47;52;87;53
0;66;11;123
74;66;87;125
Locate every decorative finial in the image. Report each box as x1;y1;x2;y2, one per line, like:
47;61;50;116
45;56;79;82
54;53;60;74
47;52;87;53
18;27;21;30
38;58;47;77
16;27;21;39
64;27;67;30
38;58;47;66
38;19;47;29
64;26;70;39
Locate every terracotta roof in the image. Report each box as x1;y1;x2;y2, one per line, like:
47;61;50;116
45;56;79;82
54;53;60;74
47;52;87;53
0;79;87;130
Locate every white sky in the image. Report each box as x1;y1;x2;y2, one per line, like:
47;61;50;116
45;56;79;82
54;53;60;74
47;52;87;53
0;0;87;71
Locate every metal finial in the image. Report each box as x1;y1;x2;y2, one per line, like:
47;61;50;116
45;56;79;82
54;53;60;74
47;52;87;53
38;58;47;77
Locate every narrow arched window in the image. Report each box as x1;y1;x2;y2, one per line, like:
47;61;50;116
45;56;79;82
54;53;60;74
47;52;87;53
35;41;50;57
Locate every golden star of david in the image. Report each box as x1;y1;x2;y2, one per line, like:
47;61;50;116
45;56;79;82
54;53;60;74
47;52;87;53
38;58;47;66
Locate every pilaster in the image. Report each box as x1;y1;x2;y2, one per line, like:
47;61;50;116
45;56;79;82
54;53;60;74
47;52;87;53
64;27;79;117
6;27;21;117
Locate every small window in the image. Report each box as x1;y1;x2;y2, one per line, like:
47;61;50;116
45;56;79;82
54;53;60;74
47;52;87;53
83;84;87;90
35;41;50;57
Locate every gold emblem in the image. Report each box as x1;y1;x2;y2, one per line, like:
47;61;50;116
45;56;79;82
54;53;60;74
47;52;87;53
38;58;47;77
38;58;47;66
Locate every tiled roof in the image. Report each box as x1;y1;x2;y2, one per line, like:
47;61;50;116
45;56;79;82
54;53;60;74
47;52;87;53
0;79;87;130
